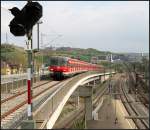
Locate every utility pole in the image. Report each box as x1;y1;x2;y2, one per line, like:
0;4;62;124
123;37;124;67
24;0;33;120
41;33;44;68
5;33;8;74
36;21;42;77
109;54;112;106
26;29;33;120
135;73;138;102
37;21;43;50
8;0;42;128
114;82;118;124
26;0;33;121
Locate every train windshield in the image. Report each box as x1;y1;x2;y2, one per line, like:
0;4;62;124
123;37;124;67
49;57;67;66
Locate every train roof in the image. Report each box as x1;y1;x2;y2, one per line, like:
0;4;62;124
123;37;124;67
50;56;70;60
49;56;102;67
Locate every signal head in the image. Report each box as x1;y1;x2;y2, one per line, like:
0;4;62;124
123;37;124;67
9;7;21;17
9;19;26;36
9;2;42;37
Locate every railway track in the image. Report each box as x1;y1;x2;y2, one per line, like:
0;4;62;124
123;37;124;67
1;80;51;104
1;81;60;119
136;75;149;109
1;79;71;129
137;93;149;109
119;77;149;129
127;72;149;109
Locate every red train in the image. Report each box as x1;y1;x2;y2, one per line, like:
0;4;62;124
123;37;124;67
48;56;103;80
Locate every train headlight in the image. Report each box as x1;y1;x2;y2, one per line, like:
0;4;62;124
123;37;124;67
50;68;53;71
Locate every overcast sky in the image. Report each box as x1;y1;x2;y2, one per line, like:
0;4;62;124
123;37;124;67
1;1;149;53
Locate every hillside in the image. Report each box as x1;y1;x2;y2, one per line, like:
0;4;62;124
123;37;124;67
41;47;111;63
1;44;27;66
1;44;111;69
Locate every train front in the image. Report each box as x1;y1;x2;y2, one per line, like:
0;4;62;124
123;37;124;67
48;56;68;80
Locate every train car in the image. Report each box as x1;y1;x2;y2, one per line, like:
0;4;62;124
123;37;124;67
48;56;102;80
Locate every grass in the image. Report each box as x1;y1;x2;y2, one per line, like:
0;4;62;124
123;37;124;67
58;105;74;120
72;117;85;129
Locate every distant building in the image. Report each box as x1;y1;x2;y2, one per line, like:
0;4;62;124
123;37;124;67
3;63;23;75
6;64;11;75
98;55;113;62
90;53;149;64
91;57;98;64
91;55;110;63
1;61;6;68
142;53;149;60
97;55;107;61
112;53;149;62
1;61;11;75
122;53;144;62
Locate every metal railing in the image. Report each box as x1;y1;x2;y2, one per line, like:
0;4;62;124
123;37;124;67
1;68;50;93
1;71;49;84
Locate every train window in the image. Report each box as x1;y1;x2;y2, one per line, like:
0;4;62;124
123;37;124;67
49;57;58;66
49;57;67;66
60;58;67;66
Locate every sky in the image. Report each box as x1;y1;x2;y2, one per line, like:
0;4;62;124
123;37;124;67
1;1;149;53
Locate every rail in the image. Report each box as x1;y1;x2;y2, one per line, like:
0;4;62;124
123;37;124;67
120;78;149;129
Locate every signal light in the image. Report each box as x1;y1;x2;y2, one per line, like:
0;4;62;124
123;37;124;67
9;18;26;36
9;2;42;36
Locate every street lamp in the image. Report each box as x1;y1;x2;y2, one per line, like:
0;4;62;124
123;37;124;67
36;20;42;76
37;20;43;50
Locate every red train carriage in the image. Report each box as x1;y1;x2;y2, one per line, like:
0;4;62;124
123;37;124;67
48;56;102;80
